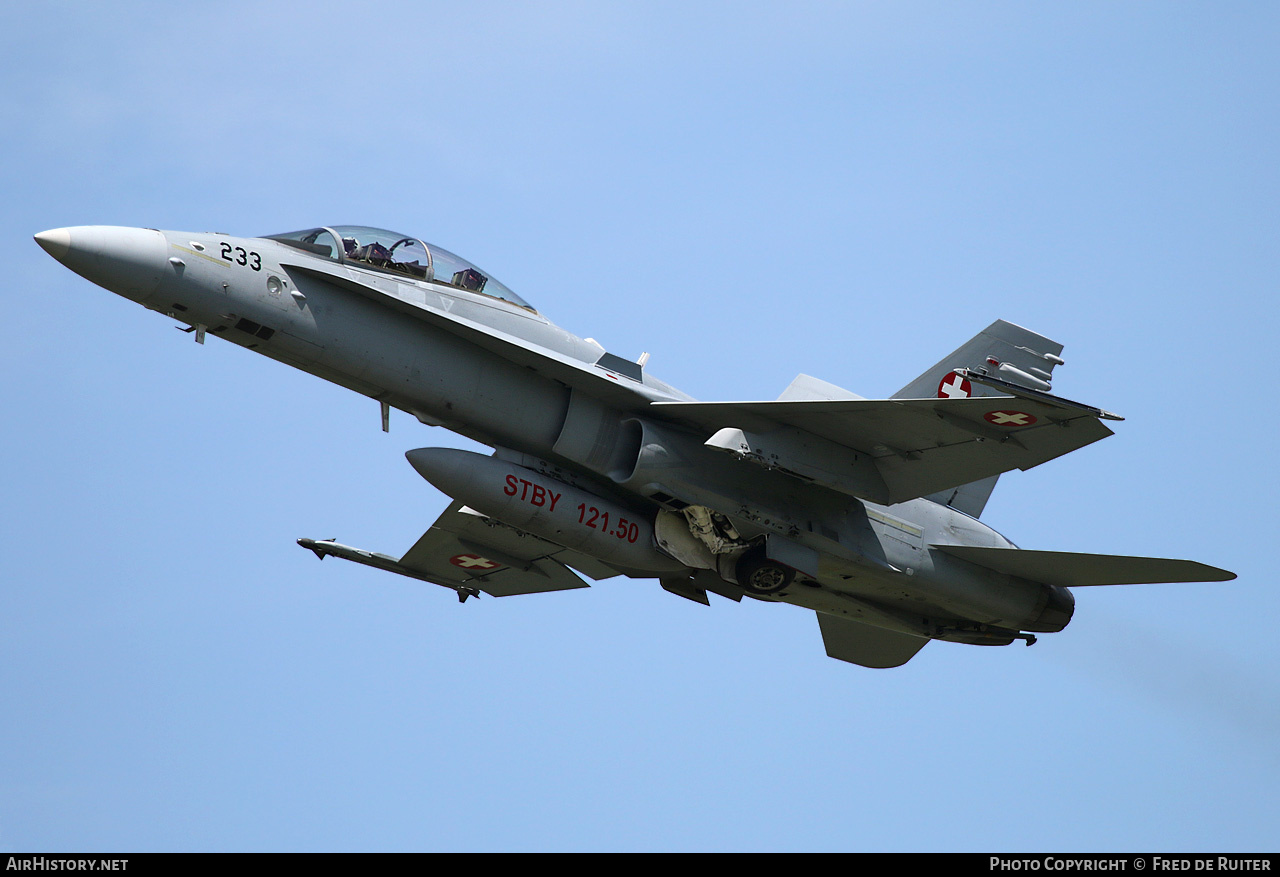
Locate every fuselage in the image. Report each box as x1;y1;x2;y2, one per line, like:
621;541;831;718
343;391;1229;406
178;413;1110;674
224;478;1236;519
35;225;1074;642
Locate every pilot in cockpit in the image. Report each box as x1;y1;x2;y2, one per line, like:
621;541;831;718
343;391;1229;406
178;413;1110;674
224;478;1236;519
346;239;395;268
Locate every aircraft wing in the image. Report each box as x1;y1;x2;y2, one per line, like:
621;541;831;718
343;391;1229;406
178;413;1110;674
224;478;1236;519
301;502;620;598
652;391;1117;506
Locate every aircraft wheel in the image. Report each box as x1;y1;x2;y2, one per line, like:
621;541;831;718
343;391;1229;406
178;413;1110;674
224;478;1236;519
736;550;794;595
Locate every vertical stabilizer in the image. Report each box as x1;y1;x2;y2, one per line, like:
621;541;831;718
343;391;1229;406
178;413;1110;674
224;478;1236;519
776;373;865;402
927;474;1000;519
892;319;1064;401
895;320;1066;518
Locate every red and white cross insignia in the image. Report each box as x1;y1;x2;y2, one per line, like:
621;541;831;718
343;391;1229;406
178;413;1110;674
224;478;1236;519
449;554;501;570
984;410;1037;427
937;372;972;399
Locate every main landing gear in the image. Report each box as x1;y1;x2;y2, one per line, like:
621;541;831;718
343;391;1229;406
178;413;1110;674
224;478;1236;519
735;548;795;596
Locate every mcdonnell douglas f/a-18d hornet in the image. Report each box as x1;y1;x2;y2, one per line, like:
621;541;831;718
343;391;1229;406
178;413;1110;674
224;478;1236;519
35;224;1235;668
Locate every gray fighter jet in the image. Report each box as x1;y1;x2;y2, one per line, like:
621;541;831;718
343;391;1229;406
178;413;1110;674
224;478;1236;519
34;224;1235;668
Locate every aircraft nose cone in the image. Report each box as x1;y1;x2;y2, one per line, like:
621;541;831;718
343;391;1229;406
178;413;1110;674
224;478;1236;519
34;225;168;303
34;228;72;262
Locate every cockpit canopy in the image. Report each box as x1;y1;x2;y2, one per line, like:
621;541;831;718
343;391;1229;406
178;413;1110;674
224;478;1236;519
265;225;533;310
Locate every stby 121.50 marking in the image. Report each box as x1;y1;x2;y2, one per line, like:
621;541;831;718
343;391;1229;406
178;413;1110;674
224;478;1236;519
503;472;639;543
576;503;640;543
406;447;684;574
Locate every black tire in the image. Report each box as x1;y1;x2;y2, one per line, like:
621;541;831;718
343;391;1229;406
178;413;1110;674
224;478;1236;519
736;550;795;595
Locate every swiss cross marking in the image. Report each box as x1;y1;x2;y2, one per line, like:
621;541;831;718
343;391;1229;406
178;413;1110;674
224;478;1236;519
938;373;972;399
984;410;1037;427
450;554;501;570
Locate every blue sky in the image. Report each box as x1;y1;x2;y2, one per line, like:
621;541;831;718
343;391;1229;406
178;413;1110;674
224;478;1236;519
3;1;1277;852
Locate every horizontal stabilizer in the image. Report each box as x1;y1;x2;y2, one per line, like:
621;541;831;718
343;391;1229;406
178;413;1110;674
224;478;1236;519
816;612;930;668
934;545;1236;587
